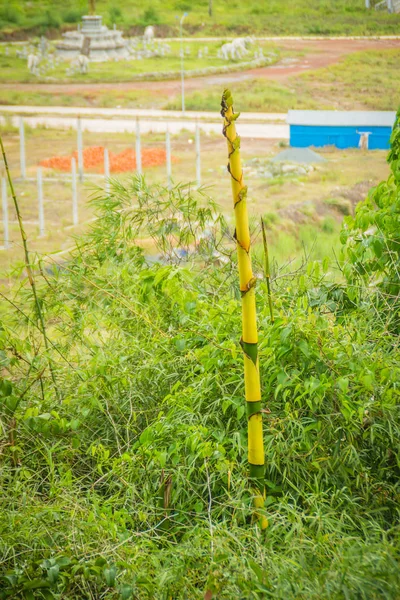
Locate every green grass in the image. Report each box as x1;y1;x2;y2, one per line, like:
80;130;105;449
299;49;400;111
166;79;321;112
167;49;400;112
0;44;398;114
0;40;278;84
1;0;400;38
0;89;162;109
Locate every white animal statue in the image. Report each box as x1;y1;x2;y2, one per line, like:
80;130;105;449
27;54;40;75
220;42;236;60
143;26;155;43
220;37;255;61
231;37;251;59
77;54;89;74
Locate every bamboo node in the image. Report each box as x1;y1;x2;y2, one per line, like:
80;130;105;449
229;136;241;158
235;185;247;206
240;339;258;366
227;162;243;185
240;277;257;296
246;400;262;418
235;235;250;255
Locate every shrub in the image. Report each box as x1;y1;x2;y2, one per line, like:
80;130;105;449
340;109;400;314
35;9;62;30
174;0;192;11
321;215;336;233
0;3;23;25
62;8;84;24
108;5;124;24
324;196;352;215
141;6;160;25
262;211;279;227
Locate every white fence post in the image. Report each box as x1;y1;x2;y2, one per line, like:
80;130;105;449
166;127;172;189
19;117;26;180
104;148;110;194
77;116;84;182
1;177;9;249
196;121;201;188
71;157;78;226
365;0;370;8
136;118;142;175
37;167;45;237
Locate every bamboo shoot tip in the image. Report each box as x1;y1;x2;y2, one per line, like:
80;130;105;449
221;89;234;113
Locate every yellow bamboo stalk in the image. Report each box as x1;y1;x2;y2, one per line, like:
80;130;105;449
221;89;267;529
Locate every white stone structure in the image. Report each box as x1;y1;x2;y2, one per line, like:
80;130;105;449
27;54;40;75
143;26;155;43
77;54;89;73
56;15;129;61
219;37;255;61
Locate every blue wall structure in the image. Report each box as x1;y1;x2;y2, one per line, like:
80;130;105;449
290;125;393;150
287;111;396;150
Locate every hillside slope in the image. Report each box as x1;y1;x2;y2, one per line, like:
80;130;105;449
1;0;400;39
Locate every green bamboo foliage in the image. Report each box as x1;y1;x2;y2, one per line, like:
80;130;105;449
221;90;267;529
0;135;59;400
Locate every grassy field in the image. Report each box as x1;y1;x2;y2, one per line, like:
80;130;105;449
166;49;400;112
1;0;400;38
299;48;400;111
0;124;390;277
0;87;160;109
0;40;278;84
1;48;398;113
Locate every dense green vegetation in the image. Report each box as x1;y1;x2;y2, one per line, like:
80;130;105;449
1;0;400;39
0;112;399;598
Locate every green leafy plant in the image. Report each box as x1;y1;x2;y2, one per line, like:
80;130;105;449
0;144;400;597
340;109;400;323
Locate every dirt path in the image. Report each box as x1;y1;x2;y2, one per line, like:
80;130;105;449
245;38;399;80
0;38;398;97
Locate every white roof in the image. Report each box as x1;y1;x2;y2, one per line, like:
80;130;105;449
287;110;396;127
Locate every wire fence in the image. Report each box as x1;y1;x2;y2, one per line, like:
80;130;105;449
1;116;204;251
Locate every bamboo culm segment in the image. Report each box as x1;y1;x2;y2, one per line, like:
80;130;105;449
221;90;266;528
